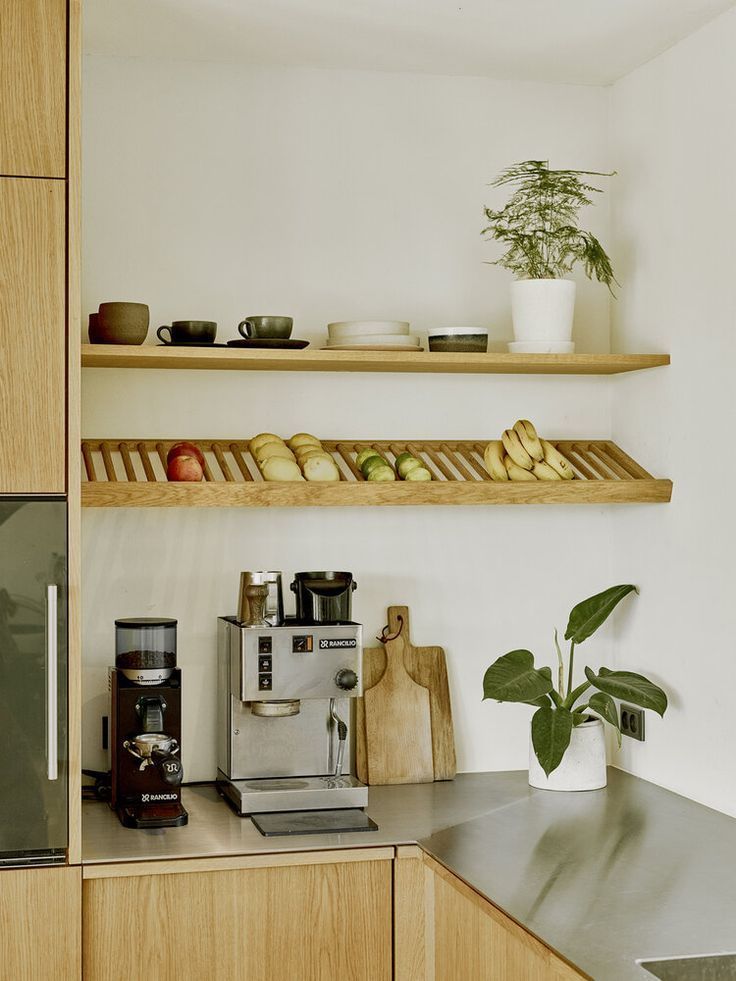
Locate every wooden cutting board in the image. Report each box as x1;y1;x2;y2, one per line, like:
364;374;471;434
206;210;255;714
357;606;456;784
362;606;434;785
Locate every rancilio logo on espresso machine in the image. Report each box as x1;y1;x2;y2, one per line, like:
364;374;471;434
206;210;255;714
318;637;357;650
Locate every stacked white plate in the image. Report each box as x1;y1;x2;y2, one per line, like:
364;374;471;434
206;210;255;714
325;321;421;351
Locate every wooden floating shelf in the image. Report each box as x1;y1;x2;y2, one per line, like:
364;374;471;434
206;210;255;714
81;438;672;508
80;344;670;376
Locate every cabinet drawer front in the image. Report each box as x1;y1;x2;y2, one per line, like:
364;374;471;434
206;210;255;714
0;0;67;177
84;859;393;981
0;178;66;493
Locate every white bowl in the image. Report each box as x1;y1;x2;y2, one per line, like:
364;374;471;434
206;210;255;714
326;333;419;347
427;326;489;337
508;341;576;354
328;320;410;339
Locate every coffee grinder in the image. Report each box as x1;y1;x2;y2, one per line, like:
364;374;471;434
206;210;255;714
110;617;188;829
217;571;368;817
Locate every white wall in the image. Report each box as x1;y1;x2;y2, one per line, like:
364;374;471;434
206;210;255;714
83;56;612;352
81;56;617;781
610;7;736;816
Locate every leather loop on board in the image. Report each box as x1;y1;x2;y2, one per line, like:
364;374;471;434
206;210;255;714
376;614;404;645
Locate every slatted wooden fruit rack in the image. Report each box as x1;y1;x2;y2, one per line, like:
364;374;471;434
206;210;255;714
80;438;672;507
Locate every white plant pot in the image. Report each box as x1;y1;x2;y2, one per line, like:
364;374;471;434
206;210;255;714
511;279;576;344
528;718;607;792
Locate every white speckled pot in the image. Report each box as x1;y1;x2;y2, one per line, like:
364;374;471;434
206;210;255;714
528;717;607;792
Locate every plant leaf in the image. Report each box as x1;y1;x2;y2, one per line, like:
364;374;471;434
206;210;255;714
562;680;591;711
523;695;554;708
588;691;622;747
554;628;565;697
482;650;553;703
564;584;637;645
531;706;573;776
585;666;668;717
481;161;616;288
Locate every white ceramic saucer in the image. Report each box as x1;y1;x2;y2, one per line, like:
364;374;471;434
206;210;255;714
326;333;419;348
507;341;575;354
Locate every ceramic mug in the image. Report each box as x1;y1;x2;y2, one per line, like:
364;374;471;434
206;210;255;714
97;302;150;345
88;312;105;344
238;316;293;340
157;320;217;345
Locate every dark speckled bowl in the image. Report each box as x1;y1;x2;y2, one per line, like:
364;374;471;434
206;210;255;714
428;328;488;353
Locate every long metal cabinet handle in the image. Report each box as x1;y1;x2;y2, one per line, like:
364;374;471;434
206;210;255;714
46;584;58;781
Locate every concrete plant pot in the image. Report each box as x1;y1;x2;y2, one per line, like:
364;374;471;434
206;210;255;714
511;278;576;346
528;717;607;791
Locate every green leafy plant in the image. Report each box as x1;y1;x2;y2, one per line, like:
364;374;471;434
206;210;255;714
481;160;617;290
482;585;667;776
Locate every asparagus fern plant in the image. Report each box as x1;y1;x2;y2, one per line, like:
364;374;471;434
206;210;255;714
481;160;617;290
482;585;667;777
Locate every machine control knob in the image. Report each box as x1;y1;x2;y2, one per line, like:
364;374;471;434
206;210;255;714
155;754;183;786
335;668;358;691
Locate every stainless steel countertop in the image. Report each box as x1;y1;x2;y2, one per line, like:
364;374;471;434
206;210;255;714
83;769;736;980
82;771;528;863
419;769;736;980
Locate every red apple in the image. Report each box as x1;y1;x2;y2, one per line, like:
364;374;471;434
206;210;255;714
167;441;205;468
166;454;203;482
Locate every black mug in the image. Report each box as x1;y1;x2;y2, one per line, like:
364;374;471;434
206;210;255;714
157;320;217;344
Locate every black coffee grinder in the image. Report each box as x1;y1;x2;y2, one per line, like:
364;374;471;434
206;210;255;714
110;617;188;829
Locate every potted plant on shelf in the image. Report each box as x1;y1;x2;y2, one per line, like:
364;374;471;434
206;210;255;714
482;584;667;791
481;160;617;352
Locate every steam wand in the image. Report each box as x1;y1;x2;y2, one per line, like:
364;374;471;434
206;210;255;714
329;698;348;776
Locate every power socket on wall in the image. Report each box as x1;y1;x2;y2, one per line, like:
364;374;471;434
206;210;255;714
620;704;645;741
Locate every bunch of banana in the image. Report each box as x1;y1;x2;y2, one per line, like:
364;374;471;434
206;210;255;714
483;420;575;482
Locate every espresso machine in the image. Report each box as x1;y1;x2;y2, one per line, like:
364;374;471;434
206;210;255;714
110;617;188;829
217;572;368;818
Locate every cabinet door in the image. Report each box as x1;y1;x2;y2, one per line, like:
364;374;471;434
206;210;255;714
430;864;584;980
0;178;65;493
0;0;67;177
83;853;393;981
0;866;81;980
394;849;585;981
0;500;68;860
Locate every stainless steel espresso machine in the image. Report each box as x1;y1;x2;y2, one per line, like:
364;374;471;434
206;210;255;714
217;571;368;819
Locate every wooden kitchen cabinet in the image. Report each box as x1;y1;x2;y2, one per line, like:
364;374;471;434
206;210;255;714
0;0;67;177
0;177;66;493
83;849;393;981
394;847;586;981
0;866;81;980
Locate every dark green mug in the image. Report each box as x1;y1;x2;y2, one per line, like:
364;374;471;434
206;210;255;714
238;316;293;339
157;320;217;344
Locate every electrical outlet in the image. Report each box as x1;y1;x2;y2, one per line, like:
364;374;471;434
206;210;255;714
620;704;645;741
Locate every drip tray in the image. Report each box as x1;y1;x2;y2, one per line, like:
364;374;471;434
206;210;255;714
251;808;378;837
